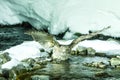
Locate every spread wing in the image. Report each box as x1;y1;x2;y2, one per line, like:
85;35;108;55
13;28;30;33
25;30;59;47
69;26;111;49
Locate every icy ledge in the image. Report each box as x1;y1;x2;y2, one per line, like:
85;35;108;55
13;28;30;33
0;0;120;37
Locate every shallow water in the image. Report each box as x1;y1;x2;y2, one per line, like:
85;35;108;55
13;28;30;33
15;56;120;80
46;56;120;80
1;25;120;80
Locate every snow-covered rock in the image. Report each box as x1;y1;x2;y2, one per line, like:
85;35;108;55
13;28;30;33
3;41;49;61
0;0;120;37
73;40;120;55
1;39;120;69
1;41;49;69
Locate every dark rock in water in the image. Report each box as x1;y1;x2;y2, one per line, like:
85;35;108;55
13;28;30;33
83;61;107;69
71;46;87;56
95;71;111;78
2;69;10;79
87;47;96;56
109;57;120;67
0;24;33;51
71;46;96;57
0;52;11;65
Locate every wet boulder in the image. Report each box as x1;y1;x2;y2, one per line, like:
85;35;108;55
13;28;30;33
109;57;120;67
0;52;11;65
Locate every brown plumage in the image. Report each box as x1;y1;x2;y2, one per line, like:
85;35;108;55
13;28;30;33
25;30;59;48
25;26;110;60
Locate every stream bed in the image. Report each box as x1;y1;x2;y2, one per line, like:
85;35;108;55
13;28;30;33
0;54;120;80
0;25;120;80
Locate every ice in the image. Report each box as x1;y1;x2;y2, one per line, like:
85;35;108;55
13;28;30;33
0;0;120;37
49;0;120;37
0;0;21;25
1;0;120;69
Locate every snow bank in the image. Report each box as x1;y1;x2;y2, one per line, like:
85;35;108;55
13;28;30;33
1;40;120;69
3;41;46;61
0;0;120;37
1;41;49;69
0;0;21;25
57;39;120;56
1;0;120;69
50;0;120;37
0;0;53;28
74;40;120;55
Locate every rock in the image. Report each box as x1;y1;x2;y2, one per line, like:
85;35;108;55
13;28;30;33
11;64;28;75
116;65;120;69
98;64;106;69
22;58;36;68
2;69;10;79
72;46;96;56
96;62;106;68
0;69;2;75
31;75;49;80
83;62;107;69
8;63;33;80
109;57;120;67
40;49;45;52
107;38;120;43
71;50;78;55
21;56;51;69
8;60;46;80
34;57;49;64
9;69;16;80
95;71;111;78
82;63;92;67
87;47;96;56
0;52;11;65
95;52;106;57
91;62;98;67
21;57;51;71
74;46;87;56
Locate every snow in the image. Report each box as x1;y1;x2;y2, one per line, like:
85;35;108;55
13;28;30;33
4;41;45;61
57;40;73;45
0;0;120;37
2;59;20;69
1;0;120;69
1;41;49;69
0;0;21;25
1;39;120;69
58;39;120;56
74;40;120;55
50;0;120;37
0;0;53;29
